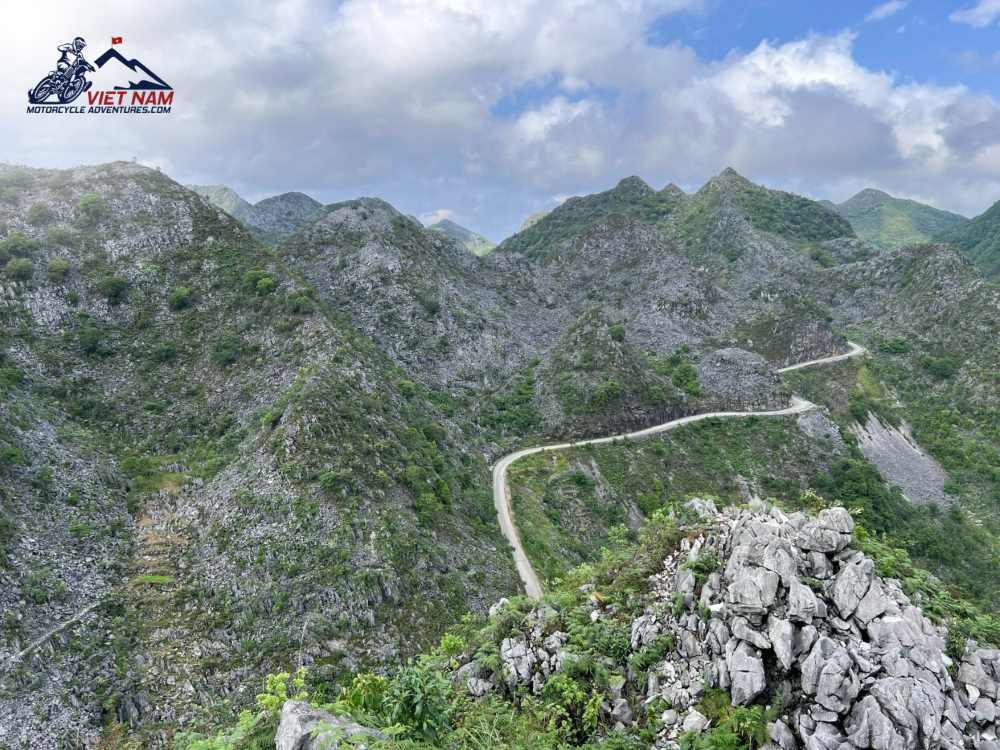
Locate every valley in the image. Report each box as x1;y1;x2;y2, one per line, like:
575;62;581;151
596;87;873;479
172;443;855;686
0;162;997;749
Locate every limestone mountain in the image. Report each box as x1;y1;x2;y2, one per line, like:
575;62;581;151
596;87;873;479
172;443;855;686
3;161;1000;749
832;187;967;248
518;209;549;232
427;218;495;256
186;183;253;223
497;175;688;261
188;183;322;245
935;197;1000;279
0;163;519;746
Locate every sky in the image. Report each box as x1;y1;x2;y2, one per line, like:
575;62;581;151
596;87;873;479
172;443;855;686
4;0;1000;240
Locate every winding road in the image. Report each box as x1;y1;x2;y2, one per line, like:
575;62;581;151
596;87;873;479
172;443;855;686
492;342;867;600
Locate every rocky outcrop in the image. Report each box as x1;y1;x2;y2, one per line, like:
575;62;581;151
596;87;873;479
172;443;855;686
458;499;1000;749
275;700;383;750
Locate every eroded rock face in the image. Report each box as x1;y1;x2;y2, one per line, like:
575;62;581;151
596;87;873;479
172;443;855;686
459;500;999;749
639;500;996;749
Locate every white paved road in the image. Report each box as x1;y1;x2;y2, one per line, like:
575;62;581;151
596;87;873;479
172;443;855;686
492;341;866;599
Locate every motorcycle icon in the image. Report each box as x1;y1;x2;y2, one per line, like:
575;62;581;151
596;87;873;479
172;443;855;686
28;57;95;104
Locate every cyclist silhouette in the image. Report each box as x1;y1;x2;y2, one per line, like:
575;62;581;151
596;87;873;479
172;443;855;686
28;36;94;104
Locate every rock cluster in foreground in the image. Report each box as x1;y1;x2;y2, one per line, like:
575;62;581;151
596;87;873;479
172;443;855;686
455;499;1000;749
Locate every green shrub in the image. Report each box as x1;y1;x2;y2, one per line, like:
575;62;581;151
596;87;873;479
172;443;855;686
920;356;958;380
416;290;441;316
286;290;314;314
3;257;33;281
167;286;192;310
591;379;623;408
0;232;40;263
680;690;774;750
608;324;626;342
75;193;108;227
46;226;78;247
150;342;177;362
97;275;128;304
878;337;910;354
671;360;701;397
26;203;55;226
78;325;108;356
333;672;390;724
47;258;70;282
242;269;277;296
383;662;451;742
212;334;242;367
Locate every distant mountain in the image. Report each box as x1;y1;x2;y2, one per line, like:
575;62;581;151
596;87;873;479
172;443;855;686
250;192;323;245
498;176;689;260
427;218;495;256
935;198;1000;280
189;185;321;244
518;210;549;232
188;184;254;224
833;188;967;248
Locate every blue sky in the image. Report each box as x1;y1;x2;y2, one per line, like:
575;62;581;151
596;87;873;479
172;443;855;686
650;1;1000;91
4;0;1000;240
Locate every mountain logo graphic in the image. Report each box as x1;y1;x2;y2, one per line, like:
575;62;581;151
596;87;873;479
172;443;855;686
93;48;171;91
27;36;172;106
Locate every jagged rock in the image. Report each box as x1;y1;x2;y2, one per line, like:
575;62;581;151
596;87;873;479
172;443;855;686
467;678;493;697
844;694;904;749
769;616;795;671
728;640;766;705
611;698;633;725
796;508;854;553
682;709;710;733
801;637;859;714
767;719;797;750
727;564;780;615
275;700;383;750
788;579;819;623
631;613;660;650
732;616;771;650
460;501;1000;750
500;636;536;687
488;598;509;617
832;557;874;619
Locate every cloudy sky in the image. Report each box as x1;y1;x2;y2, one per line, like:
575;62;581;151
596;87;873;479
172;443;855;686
4;0;1000;239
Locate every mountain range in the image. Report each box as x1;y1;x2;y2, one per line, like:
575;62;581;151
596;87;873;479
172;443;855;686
187;184;323;245
1;161;998;748
427;218;495;256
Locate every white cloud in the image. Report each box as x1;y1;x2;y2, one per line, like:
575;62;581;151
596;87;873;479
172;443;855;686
420;208;456;225
865;1;908;22
950;0;1000;27
513;98;595;144
2;0;1000;237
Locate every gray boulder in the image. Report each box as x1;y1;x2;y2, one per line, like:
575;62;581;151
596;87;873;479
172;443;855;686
728;640;766;705
275;700;383;750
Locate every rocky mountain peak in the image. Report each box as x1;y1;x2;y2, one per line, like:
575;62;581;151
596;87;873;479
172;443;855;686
613;175;655;196
659;183;686;199
189;183;254;222
428;219;496;257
